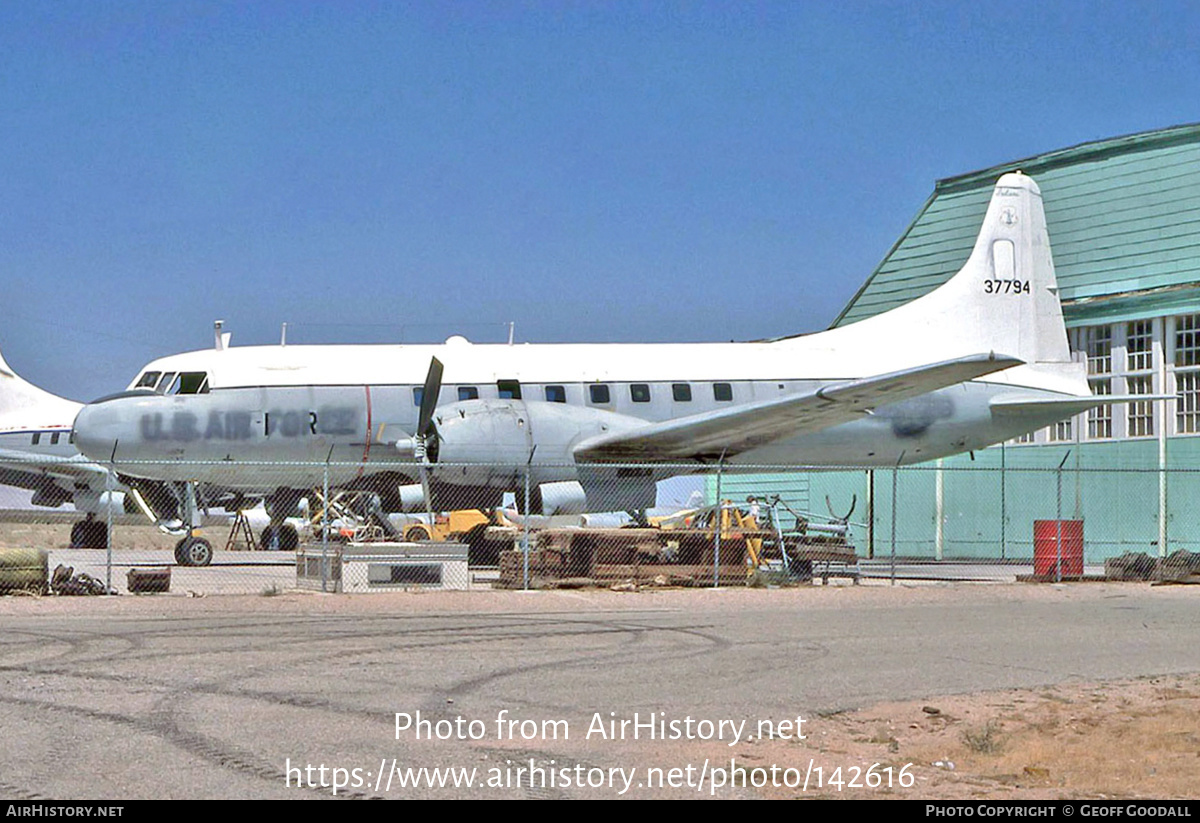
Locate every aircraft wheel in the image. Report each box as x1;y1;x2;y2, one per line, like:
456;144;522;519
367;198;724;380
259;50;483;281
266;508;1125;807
175;537;213;567
406;524;432;541
70;521;87;548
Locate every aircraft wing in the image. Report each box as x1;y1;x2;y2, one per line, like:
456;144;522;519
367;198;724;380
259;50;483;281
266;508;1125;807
0;446;110;484
573;353;1023;463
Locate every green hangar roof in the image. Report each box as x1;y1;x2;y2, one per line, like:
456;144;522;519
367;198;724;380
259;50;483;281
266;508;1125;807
833;123;1200;329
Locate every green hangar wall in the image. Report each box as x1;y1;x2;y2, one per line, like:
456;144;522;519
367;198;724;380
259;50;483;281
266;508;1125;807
716;124;1200;562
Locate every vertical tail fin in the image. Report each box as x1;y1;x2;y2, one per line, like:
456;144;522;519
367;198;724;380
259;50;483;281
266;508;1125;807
898;172;1072;366
0;344;81;425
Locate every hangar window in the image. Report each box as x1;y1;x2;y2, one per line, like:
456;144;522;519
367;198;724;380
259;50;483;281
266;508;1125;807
135;372;161;389
457;386;478;401
1082;327;1112;375
497;380;522;400
1177;372;1200;434
166;372;209;395
630;384;651;403
1176;314;1200;367
1127;374;1155;437
1088;377;1112;439
544;385;566;403
1049;419;1072;442
1127;320;1154;372
1175;315;1200;433
672;383;692;402
589;384;611;404
713;382;733;402
1076;324;1114;440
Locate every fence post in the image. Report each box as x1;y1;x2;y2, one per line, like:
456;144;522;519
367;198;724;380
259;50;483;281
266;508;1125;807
322;461;330;593
890;452;904;586
713;459;723;589
866;470;875;559
105;466;114;594
1000;443;1006;561
522;465;530;591
1055;450;1070;583
934;458;944;562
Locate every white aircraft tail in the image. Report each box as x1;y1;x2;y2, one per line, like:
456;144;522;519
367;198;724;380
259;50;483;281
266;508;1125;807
0;344;81;426
844;172;1076;383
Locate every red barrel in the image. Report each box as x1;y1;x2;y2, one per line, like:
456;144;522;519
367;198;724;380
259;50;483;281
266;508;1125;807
1033;520;1084;578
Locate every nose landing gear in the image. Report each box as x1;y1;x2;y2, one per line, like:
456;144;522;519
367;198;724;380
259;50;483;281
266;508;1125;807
172;482;213;567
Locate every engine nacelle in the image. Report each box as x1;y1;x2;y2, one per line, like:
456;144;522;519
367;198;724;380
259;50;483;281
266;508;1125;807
71;489;129;517
393;400;656;513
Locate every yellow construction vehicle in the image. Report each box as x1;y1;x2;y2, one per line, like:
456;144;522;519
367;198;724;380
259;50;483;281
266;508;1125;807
402;509;492;542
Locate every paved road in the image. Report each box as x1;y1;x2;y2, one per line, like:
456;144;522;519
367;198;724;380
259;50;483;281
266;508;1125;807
0;584;1196;799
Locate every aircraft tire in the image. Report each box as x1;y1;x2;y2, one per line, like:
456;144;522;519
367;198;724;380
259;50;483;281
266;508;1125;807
174;537;213;567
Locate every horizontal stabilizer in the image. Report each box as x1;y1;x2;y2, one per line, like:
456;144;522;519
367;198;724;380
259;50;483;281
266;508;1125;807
575;353;1022;462
990;393;1175;418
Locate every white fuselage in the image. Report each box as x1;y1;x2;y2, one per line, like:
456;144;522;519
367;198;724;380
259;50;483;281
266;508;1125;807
69;336;1084;490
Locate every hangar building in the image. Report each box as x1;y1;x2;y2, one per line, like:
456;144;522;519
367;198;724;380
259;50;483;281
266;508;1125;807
721;123;1200;561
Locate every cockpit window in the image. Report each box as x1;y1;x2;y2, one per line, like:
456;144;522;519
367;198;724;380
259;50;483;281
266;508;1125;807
135;372;161;389
165;372;209;395
155;372;176;393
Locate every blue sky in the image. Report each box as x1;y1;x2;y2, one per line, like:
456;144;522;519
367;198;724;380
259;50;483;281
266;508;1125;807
2;1;1198;401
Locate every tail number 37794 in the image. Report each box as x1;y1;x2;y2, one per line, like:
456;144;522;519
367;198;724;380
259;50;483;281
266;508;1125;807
984;279;1031;295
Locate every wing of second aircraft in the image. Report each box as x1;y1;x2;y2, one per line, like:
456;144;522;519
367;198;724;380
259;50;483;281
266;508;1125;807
0;445;109;483
572;353;1023;462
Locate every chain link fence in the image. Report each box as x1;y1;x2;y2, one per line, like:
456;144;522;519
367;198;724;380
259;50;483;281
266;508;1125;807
1;455;1196;595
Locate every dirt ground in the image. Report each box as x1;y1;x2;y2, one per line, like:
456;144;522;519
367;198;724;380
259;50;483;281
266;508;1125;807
735;673;1200;799
0;514;215;552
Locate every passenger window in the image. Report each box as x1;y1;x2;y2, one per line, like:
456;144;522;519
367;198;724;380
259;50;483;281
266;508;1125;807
413;387;424;406
545;385;566;403
31;433;40;445
589;384;611;404
497;380;522;400
672;383;692;402
458;386;478;401
135;372;161;389
713;382;733;402
630;384;651;403
50;433;60;445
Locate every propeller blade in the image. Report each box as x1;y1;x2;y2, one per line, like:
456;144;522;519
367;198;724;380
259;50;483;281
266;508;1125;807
417;357;444;440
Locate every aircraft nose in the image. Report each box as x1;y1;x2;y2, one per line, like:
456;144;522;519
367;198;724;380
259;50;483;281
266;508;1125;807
72;401;124;463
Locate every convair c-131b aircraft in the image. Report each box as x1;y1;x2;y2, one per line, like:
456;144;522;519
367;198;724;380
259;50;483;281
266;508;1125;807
71;173;1130;564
